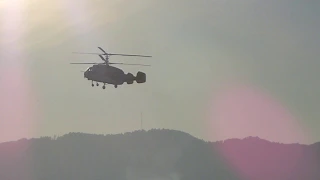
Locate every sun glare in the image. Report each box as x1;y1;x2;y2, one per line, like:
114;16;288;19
0;0;37;142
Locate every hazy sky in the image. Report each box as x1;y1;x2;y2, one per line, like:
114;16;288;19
0;0;319;144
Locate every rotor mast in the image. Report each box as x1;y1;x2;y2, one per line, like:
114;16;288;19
97;47;110;65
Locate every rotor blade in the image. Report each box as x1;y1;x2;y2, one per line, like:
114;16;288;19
99;55;106;61
72;52;102;55
109;62;151;66
70;62;98;64
98;47;107;54
108;53;152;57
73;50;152;57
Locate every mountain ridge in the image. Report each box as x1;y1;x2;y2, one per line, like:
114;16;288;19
0;129;316;146
0;129;319;180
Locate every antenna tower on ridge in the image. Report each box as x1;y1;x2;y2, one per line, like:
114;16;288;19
140;112;143;130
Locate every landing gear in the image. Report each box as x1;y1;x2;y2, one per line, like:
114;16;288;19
89;81;118;89
90;81;102;88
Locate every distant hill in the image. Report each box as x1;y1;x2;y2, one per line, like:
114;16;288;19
0;129;319;180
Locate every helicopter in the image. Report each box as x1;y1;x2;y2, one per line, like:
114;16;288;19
70;47;151;89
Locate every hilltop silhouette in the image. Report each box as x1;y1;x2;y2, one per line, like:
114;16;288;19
0;129;319;180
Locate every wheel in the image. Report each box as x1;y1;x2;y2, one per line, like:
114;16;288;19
102;85;106;89
96;83;99;86
91;84;94;87
114;85;118;88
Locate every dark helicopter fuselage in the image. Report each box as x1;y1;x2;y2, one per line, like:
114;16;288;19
84;64;146;88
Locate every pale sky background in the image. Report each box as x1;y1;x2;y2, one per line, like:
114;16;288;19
0;0;319;144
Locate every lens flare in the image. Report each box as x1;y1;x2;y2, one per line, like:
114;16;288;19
209;84;309;143
0;0;37;143
0;0;38;179
206;83;314;179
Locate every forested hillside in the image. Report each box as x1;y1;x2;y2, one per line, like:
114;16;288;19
0;129;319;180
